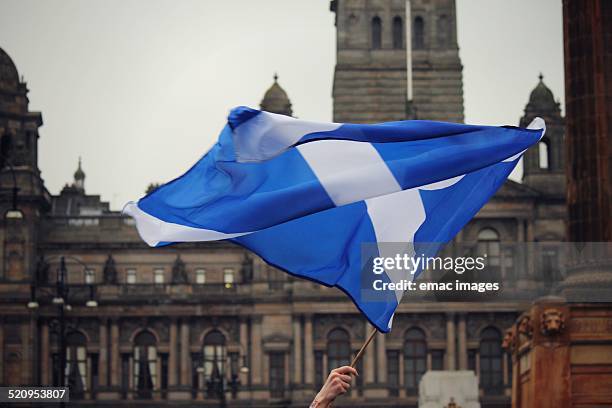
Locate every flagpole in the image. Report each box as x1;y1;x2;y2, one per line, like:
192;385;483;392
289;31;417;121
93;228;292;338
350;327;378;368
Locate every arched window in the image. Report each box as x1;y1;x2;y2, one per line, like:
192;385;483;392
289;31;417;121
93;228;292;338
403;328;427;391
133;331;157;399
413;16;425;49
437;14;449;47
371;16;382;49
203;330;226;396
66;332;87;398
477;228;501;279
393;16;404;49
479;327;503;393
538;139;550;169
327;328;351;369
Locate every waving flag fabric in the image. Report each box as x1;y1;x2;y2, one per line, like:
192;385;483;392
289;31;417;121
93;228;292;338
124;106;545;332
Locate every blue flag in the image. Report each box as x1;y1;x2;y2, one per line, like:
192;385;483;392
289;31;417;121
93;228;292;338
124;106;545;332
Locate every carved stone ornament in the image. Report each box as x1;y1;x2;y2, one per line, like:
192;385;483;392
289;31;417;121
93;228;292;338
540;308;565;336
171;254;188;284
518;315;533;339
446;397;461;408
501;327;516;351
103;254;117;284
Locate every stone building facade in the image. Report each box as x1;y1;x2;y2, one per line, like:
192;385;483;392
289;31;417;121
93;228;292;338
0;1;566;407
331;0;464;123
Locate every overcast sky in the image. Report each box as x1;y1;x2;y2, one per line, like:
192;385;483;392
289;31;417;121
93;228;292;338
0;0;564;211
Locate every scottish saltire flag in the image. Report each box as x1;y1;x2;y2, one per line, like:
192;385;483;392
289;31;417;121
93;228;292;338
124;107;545;332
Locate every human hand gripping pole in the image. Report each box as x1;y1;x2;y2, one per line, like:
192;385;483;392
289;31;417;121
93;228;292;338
309;327;378;407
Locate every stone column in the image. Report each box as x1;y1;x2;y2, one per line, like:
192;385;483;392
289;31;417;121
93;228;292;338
179;320;190;386
169;319;178;387
41;323;50;385
250;317;263;385
445;313;456;370
292;316;302;384
110;319;120;387
398;352;405;398
457;314;468;370
526;222;535;276
303;315;314;386
98;320;108;387
376;332;387;383
155;358;162;392
503;352;509;387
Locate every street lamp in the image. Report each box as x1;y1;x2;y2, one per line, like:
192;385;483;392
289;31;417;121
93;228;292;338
26;255;98;399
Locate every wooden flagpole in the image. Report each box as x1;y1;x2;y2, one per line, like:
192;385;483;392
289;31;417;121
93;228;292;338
350;327;378;368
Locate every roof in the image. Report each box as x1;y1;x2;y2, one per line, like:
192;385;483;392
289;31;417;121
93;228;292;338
0;47;19;92
527;73;557;111
260;73;293;116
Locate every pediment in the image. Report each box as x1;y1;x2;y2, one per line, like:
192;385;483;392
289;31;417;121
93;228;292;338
494;179;540;199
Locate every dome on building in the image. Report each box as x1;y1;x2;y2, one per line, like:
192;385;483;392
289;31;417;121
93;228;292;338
528;73;557;110
260;73;293;116
0;47;20;92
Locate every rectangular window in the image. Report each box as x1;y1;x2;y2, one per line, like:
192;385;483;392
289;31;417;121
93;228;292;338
269;352;285;398
85;269;95;284
387;350;399;396
195;268;206;284
121;354;129;398
154;268;164;284
191;353;201;399
223;268;234;288
91;353;99;395
431;350;444;370
161;353;168;398
126;269;137;284
468;349;476;373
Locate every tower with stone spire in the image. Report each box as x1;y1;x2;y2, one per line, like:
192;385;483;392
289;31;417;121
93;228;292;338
52;158;109;216
520;74;565;197
0;46;48;283
330;0;464;123
73;157;85;191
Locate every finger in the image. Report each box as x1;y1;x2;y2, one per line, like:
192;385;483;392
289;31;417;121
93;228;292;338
334;366;358;377
338;374;352;383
